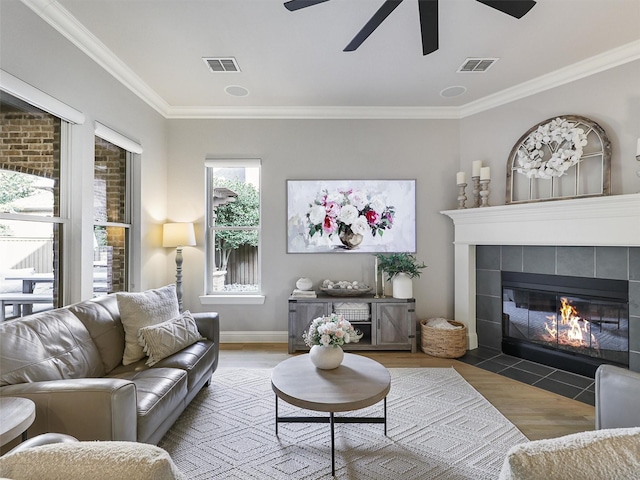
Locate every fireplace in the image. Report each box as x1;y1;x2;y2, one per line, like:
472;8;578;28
502;272;629;377
441;193;640;374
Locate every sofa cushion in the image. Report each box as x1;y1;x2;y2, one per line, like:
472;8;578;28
0;309;104;387
152;340;217;391
0;441;186;480
106;367;188;443
138;311;203;366
69;295;125;373
498;427;640;480
117;285;180;365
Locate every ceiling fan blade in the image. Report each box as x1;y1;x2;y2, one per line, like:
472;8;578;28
418;0;438;55
284;0;330;12
344;0;403;52
475;0;536;19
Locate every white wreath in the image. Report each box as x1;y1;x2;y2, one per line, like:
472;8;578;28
516;117;588;179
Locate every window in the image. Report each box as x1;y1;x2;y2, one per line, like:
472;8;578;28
93;122;141;296
93;136;132;296
205;159;261;296
0;91;64;316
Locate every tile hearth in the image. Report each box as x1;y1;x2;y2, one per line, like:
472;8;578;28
458;346;596;406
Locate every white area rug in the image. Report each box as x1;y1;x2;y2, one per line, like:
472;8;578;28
159;367;528;479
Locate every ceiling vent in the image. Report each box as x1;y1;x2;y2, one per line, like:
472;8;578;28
457;58;498;73
203;57;241;73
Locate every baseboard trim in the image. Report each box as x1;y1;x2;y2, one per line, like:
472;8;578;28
220;331;288;343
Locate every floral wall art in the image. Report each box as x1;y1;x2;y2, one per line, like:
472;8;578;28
287;180;416;253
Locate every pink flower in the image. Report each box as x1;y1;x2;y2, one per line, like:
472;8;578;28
325;201;341;218
323;216;337;234
365;210;379;225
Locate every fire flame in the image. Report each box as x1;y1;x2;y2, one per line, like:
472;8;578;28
544;297;595;347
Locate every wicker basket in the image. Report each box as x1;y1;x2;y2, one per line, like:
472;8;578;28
420;319;467;358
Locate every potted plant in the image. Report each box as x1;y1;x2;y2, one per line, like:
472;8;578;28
375;253;426;299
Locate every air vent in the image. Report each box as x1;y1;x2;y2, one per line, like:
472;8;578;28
457;58;498;73
203;57;241;73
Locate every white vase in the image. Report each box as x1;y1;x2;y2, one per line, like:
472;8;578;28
392;272;413;299
309;345;344;370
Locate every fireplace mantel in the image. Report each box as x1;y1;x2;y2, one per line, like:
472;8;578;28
442;193;640;247
441;193;640;349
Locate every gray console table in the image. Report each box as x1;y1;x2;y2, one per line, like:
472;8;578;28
288;295;416;353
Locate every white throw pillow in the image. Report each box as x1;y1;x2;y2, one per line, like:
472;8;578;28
0;441;186;480
138;310;204;366
117;285;180;365
499;427;640;480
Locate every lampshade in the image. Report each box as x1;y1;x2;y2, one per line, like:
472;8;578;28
162;222;196;248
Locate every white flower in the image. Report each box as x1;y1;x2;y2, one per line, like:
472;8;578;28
347;190;367;210
369;195;387;214
325;191;343;204
351;216;369;235
337;204;359;225
308;204;326;225
516;117;587;179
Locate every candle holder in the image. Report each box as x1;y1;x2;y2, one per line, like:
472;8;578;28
480;179;491;207
472;176;480;207
457;183;467;209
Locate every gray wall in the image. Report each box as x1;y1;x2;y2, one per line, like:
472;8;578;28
167;119;459;333
460;60;640;202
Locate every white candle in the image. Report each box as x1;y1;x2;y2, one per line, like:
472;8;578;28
480;167;491;180
456;171;466;184
374;257;378;290
472;160;482;177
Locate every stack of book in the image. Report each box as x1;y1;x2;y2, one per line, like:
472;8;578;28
291;289;317;298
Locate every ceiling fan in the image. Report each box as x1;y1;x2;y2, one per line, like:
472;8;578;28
284;0;536;55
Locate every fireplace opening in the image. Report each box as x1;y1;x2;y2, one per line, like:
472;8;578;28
502;272;629;377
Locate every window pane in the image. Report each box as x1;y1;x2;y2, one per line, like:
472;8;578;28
0;93;60;216
94;138;127;224
209;165;260;293
0;219;58;319
93;225;128;296
1;91;62;318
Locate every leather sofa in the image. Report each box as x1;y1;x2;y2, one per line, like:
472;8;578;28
0;294;219;446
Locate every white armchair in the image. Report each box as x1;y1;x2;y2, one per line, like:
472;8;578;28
499;364;640;479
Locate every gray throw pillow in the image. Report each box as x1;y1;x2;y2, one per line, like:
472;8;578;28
117;284;180;365
138;310;203;366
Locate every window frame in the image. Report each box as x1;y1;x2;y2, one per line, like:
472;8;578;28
201;158;264;305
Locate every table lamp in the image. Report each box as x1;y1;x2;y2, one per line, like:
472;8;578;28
162;222;196;311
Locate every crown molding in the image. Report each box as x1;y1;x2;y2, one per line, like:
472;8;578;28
21;1;640;120
166;105;462;120
21;0;171;117
459;39;640;118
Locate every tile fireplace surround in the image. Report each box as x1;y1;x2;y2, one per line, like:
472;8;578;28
442;193;640;372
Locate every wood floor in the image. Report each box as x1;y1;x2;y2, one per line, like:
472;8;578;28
219;344;595;441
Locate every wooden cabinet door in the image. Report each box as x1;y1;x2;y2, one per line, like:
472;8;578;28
376;302;411;348
288;301;330;352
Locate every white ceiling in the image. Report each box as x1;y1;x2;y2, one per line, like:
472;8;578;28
24;0;640;118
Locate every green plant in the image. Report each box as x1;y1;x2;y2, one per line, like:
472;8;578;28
213;178;259;272
375;252;426;281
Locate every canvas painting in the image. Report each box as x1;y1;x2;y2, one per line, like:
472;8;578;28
287;180;416;253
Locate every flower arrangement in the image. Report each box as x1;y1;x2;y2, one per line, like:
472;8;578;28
516;117;588;179
306;188;394;242
303;313;363;347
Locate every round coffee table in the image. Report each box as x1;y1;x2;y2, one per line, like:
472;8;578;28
271;353;391;476
0;397;36;446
